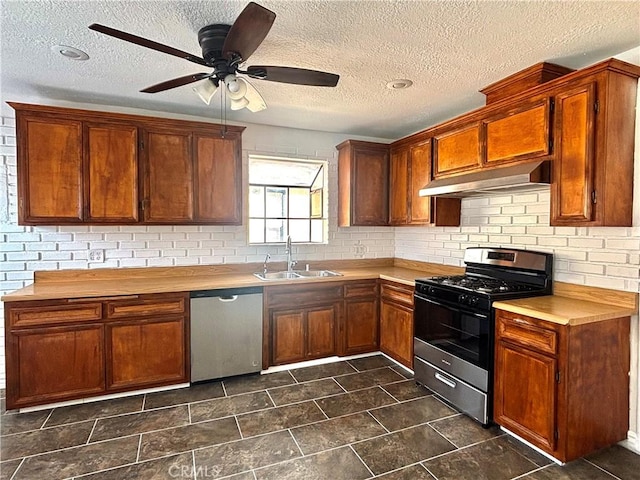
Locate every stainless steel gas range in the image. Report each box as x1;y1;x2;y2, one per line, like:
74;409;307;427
413;247;553;426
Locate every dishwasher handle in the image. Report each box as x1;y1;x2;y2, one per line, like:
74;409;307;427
219;295;238;303
190;286;263;298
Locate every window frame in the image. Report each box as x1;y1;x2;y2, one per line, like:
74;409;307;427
248;156;327;245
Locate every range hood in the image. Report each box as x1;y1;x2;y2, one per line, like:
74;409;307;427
419;161;550;197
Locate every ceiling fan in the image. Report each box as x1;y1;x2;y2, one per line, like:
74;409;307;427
89;2;339;112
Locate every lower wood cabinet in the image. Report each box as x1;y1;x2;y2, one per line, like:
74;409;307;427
4;292;189;409
8;324;105;407
342;280;379;355
379;281;414;369
107;317;187;390
493;309;630;462
265;284;342;366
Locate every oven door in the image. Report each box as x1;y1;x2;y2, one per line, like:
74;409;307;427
413;293;490;371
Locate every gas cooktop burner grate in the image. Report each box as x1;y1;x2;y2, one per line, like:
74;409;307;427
428;275;538;294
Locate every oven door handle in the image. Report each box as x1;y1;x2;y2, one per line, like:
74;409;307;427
434;372;457;389
414;294;488;319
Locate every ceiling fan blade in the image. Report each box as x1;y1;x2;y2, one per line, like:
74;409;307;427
141;73;211;93
246;66;339;87
89;23;207;66
222;2;276;61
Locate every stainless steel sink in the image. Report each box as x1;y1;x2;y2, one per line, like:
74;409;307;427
254;271;301;281
294;270;343;277
253;270;342;281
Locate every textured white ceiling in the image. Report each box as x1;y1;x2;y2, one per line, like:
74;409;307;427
1;1;639;139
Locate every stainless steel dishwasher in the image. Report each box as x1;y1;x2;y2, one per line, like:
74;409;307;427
190;287;263;382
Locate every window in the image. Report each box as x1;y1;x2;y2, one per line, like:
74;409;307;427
249;156;327;244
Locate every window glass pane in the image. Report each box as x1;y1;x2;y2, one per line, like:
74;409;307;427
290;219;310;242
266;187;287;218
249;219;265;243
289;188;310;218
311;219;323;243
266;219;287;243
250;159;322;187
249;186;264;217
310;189;322;218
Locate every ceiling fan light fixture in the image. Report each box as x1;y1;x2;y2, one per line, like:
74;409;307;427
192;78;218;105
230;96;250;110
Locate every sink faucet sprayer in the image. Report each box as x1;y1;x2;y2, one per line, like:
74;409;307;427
285;235;297;272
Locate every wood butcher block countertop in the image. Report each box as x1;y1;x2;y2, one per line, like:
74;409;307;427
2;258;637;327
0;258;462;302
494;289;638;326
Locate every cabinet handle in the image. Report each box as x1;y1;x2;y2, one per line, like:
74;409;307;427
441;359;451;366
513;318;530;326
67;295;139;303
435;372;457;389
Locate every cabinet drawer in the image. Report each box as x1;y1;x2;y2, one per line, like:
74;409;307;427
496;312;558;355
380;282;414;307
266;284;344;307
9;302;102;328
106;295;186;319
344;280;378;298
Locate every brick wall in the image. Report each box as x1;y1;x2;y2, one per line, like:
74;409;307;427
395;189;640;293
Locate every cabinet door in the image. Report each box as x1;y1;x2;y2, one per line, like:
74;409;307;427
432;123;481;177
494;341;557;452
86;123;139;222
352;146;389;225
408;139;432;224
551;82;596;225
271;310;306;365
484;99;551;165
8;325;104;408
379;300;414;368
17;115;83;223
307;305;338;358
344;298;379;355
194;134;242;224
142;129;194;222
106;317;187;390
389;146;409;225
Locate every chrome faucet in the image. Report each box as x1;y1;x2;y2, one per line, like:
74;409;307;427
263;253;271;274
285;235;297;272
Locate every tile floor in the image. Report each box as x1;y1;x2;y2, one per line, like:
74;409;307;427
1;355;639;480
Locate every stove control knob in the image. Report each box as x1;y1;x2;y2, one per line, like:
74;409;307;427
428;287;437;295
469;297;478;306
458;294;467;304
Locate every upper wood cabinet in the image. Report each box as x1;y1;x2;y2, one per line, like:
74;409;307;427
142;128;194;223
85;123;139;222
194;133;242;224
549;62;638;226
551;82;595;225
483;98;552;166
16;115;84;224
10;103;244;226
389;139;461;226
432;122;482;177
337;140;390;226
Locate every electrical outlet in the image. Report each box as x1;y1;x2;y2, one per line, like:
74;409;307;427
88;249;104;263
